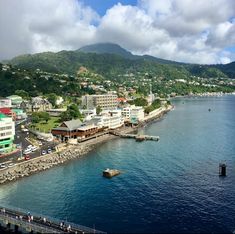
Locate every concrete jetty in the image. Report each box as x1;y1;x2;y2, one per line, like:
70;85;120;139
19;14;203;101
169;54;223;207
112;132;160;142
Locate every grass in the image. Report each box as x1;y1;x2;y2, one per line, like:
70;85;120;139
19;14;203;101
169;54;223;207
30;117;60;133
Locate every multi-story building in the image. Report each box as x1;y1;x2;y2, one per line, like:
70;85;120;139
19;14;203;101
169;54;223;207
121;105;145;123
93;110;124;129
82;94;118;110
130;106;145;124
0;113;15;154
0;98;12;108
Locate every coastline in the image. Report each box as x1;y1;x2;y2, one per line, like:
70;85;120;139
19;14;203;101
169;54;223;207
0;105;173;185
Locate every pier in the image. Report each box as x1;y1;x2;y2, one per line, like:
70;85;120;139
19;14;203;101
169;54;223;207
0;205;105;234
110;131;160;141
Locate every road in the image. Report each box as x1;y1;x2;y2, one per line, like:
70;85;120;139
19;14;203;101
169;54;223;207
0;119;58;165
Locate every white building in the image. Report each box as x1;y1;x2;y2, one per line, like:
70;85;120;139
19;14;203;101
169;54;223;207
93;110;124;129
121;105;145;123
0;113;15;154
0;98;12;108
80;108;96;121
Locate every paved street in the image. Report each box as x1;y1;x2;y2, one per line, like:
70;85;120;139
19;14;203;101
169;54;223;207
0;120;57;165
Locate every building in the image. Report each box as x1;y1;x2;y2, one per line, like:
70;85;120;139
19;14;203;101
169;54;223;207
80;108;96;121
0;108;16;120
12;109;27;120
93;110;124;129
7;95;23;108
31;97;52;112
82;94;118;110
130;106;145;124
46;108;67;117
0;113;15;154
0;98;12;108
51;119;98;141
121;105;145;123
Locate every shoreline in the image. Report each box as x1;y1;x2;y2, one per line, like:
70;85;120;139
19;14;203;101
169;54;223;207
0;105;173;185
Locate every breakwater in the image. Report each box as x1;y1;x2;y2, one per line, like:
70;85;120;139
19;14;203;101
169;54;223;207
0;145;91;184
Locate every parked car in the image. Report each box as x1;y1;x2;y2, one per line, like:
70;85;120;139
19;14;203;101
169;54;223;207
31;146;38;152
8;163;15;168
47;148;52;154
23;148;32;155
0;163;6;169
41;150;47;155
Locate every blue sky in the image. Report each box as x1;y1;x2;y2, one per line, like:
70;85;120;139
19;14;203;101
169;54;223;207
0;0;234;64
81;0;137;16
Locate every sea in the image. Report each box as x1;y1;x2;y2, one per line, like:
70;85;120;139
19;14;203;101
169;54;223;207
0;95;235;233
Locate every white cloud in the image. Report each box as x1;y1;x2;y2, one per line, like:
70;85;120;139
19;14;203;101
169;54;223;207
0;0;234;64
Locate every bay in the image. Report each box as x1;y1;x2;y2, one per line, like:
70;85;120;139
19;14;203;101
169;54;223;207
0;96;235;233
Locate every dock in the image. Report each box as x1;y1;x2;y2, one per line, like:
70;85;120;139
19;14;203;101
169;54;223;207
110;131;160;142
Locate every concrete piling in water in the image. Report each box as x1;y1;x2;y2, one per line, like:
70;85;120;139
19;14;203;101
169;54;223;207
219;163;226;176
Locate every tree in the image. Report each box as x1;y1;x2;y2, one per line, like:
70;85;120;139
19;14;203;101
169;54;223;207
96;105;102;115
15;90;30;100
46;93;57;107
60;104;83;122
39;112;50;123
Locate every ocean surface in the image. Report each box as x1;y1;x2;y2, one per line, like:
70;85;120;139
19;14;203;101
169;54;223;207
0;96;235;233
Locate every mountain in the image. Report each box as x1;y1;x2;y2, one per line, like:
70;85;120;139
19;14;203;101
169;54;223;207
78;43;134;59
6;43;235;79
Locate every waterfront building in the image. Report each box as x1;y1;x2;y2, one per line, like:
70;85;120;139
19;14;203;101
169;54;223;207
93;110;124;129
0;113;15;154
7;95;23;108
81;94;118;110
121;105;145;123
51;119;98;141
80;108;96;121
0;98;12;108
130;106;145;124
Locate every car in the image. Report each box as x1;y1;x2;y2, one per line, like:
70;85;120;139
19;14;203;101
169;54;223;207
47;148;52;154
27;145;33;149
21;128;29;132
23;148;32;154
8;163;15;168
0;163;6;169
31;146;38;152
24;155;30;160
38;141;42;146
41;150;47;155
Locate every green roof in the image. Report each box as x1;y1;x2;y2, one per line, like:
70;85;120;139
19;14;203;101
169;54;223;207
0;113;7;119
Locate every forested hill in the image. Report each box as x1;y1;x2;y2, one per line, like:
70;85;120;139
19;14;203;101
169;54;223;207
6;43;235;79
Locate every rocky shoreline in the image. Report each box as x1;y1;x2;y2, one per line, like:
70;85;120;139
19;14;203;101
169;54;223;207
0;145;92;184
0;105;173;185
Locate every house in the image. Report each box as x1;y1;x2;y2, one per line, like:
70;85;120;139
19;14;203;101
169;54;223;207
31;97;52;112
7;95;23;107
12;109;27;120
0;113;15;154
51;119;98;141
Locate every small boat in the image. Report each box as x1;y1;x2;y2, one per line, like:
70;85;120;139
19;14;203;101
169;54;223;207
103;168;121;178
208;108;211;112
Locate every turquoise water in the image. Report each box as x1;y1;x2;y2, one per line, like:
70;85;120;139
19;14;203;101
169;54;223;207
0;96;235;233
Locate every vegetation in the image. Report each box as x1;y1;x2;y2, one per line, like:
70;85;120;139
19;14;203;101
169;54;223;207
144;99;161;114
60;104;83;121
30;116;59;133
129;97;148;107
31;112;50;124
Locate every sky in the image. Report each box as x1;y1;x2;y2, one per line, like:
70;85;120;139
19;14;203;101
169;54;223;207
0;0;235;64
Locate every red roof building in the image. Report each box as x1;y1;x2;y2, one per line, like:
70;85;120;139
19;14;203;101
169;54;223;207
0;108;16;120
